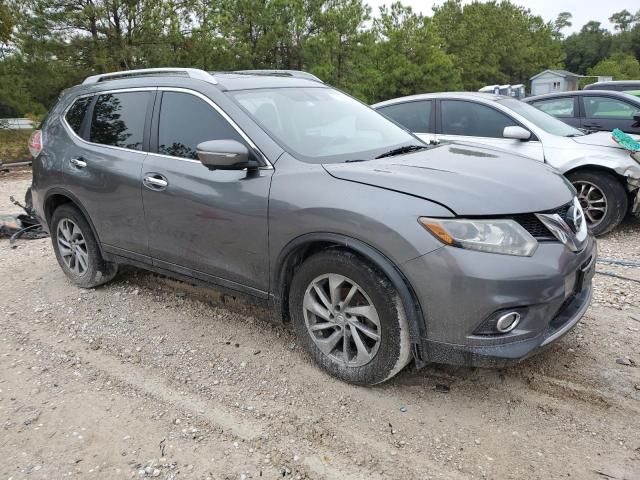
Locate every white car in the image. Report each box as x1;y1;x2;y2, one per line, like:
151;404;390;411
373;92;640;235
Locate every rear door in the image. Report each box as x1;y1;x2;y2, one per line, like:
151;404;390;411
141;88;272;294
528;96;581;129
581;95;640;134
62;88;153;262
436;99;545;161
376;100;436;144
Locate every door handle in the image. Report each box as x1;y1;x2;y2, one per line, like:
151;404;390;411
583;123;602;128
143;174;168;190
70;157;87;168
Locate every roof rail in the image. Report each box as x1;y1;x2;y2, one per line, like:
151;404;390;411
231;69;323;83
82;68;217;85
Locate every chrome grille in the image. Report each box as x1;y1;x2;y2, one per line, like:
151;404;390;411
512;202;572;239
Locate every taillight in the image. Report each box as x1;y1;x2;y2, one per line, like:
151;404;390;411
28;130;43;158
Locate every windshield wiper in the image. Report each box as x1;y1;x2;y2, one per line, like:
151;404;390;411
375;145;428;159
345;159;367;163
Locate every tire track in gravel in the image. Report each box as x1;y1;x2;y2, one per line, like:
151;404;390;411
2;314;468;480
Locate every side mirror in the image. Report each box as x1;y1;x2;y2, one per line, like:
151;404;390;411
503;126;532;141
196;140;257;170
633;113;640;127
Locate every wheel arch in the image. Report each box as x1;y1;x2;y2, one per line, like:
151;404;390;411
272;233;428;367
44;188;105;257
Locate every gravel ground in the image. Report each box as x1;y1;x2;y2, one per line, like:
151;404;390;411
1;171;639;480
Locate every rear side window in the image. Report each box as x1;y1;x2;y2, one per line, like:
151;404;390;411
90;92;150;150
530;97;574;117
65;97;92;134
377;101;433;133
583;96;638;119
157;92;244;159
441;100;516;138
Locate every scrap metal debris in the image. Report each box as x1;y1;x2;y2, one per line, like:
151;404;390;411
0;187;48;244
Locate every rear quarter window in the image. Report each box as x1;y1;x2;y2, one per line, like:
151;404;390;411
65;97;92;134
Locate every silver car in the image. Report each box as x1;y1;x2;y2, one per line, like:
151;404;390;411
373;92;640;235
31;69;596;385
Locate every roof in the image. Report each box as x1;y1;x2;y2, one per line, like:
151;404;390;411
372;91;510;108
523;90;640;103
530;69;582;81
211;72;324;91
79;68;325;92
584;80;640;87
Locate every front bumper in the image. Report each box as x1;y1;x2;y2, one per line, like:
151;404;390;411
402;236;596;368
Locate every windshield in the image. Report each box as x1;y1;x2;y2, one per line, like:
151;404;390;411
230;87;418;163
498;98;584;137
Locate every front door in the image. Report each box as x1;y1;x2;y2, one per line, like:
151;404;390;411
436;99;545;161
580;95;640;134
141;89;272;294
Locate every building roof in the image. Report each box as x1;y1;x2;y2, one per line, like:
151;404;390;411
530;69;582;81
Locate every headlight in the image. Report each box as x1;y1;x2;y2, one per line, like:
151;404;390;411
419;217;538;257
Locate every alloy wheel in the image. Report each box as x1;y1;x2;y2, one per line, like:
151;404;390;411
303;273;381;367
57;218;89;276
574;180;608;227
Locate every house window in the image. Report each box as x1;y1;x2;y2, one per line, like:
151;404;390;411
553;81;561;90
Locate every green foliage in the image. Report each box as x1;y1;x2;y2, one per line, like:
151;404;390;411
1;0;639;117
0;0;14;44
371;2;461;101
563;21;613;75
587;53;640;80
432;1;564;90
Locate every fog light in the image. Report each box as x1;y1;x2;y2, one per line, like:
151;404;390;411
496;312;521;333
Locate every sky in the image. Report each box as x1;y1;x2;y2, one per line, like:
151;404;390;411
367;0;639;33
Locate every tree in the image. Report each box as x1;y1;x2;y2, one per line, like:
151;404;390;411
609;9;634;32
433;0;564;90
371;2;461;101
563;21;612;75
553;11;572;38
587;53;640;80
0;0;14;45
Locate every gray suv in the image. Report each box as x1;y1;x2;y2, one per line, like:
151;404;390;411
30;68;596;385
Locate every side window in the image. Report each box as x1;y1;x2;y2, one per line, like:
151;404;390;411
583;96;638;119
65;97;92;135
531;98;574;118
90;92;150;150
441;100;516;138
377;101;433;133
157;92;245;159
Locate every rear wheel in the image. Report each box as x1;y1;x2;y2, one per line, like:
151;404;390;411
567;170;628;236
51;204;117;288
289;250;411;385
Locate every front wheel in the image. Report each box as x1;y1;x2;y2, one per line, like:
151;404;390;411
567;170;628;236
289;250;412;385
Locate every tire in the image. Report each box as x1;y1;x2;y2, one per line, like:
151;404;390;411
289;250;412;385
566;170;628;236
50;204;118;288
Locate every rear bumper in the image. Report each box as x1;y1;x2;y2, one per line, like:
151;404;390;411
402;236;596;368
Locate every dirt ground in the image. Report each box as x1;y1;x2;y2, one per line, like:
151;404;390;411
1;170;639;480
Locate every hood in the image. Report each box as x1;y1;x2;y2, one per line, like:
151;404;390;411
572;131;640;149
323;144;573;216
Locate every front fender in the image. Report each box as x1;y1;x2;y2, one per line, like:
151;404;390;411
548;149;640;181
